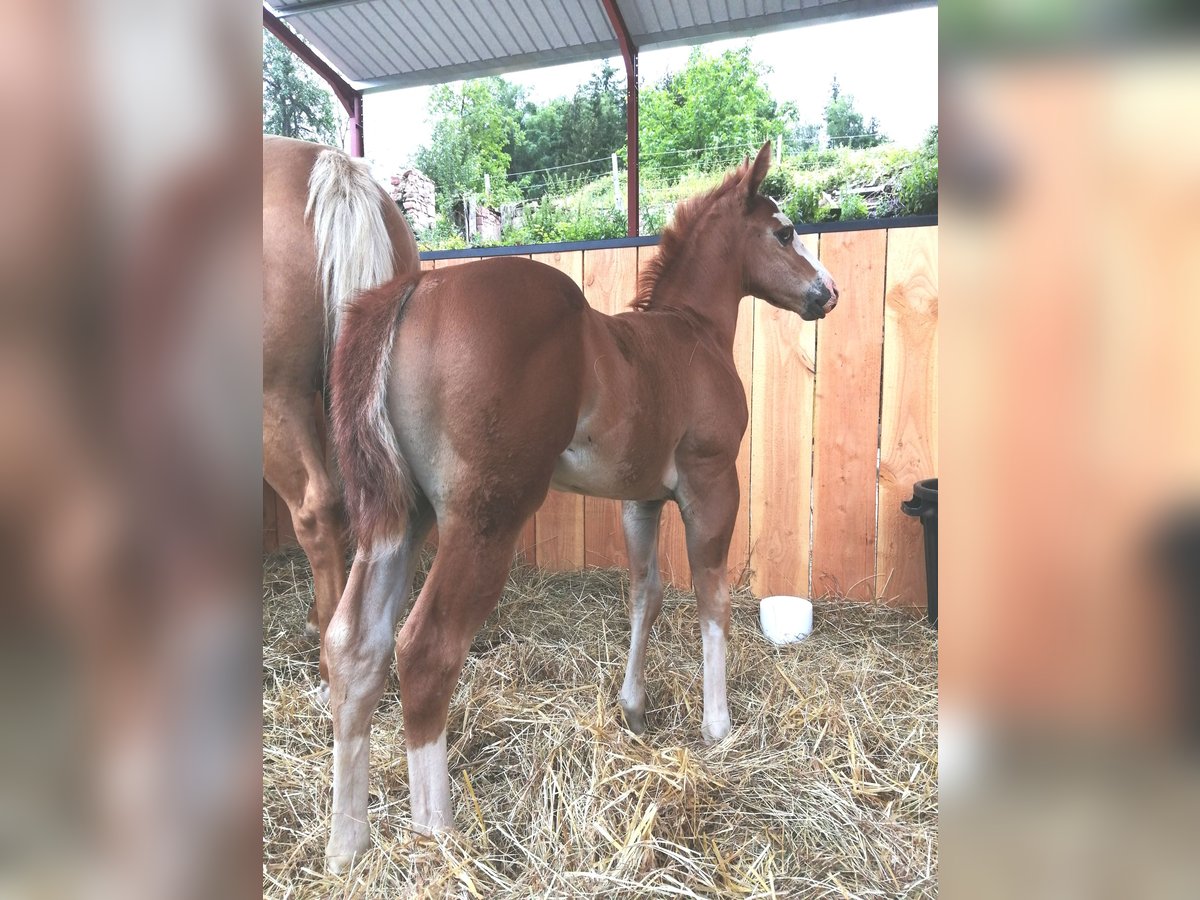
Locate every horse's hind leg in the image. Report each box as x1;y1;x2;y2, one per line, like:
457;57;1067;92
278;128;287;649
678;468;739;743
394;517;521;833
324;500;434;874
619;500;666;734
264;391;346;681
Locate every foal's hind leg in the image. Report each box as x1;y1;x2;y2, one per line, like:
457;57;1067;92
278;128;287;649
618;500;666;734
394;517;521;833
324;503;433;874
678;468;739;743
263;390;347;681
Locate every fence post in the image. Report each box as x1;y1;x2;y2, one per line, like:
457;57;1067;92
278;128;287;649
484;173;491;200
777;133;783;165
611;153;620;211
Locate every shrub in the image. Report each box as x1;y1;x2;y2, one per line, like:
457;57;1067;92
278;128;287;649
840;192;869;221
897;155;938;215
758;168;793;203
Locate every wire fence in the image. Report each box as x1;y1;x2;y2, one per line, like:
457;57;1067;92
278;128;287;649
407;129;934;249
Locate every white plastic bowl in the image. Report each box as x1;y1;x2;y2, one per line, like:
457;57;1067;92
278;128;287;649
759;595;814;645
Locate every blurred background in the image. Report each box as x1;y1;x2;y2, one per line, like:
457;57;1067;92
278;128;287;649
940;0;1200;896
0;1;1198;897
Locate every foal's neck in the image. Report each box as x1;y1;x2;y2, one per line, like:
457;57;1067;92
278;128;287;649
646;221;743;353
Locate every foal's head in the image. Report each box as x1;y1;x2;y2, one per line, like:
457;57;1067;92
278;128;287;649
736;141;839;320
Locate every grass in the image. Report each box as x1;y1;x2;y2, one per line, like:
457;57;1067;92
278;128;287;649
264;547;938;898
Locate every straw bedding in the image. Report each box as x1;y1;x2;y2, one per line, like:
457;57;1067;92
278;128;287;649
264;548;937;898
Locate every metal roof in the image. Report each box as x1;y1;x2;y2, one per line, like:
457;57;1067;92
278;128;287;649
266;0;935;92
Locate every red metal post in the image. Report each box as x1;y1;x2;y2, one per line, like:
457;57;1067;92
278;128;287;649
600;0;639;236
349;94;364;157
263;6;366;157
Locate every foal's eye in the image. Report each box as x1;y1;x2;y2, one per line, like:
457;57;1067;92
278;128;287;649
774;225;794;246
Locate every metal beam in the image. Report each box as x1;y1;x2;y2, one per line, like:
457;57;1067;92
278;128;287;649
599;0;639;236
263;6;365;156
272;0;374;19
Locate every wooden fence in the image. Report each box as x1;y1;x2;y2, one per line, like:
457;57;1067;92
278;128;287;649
264;224;938;607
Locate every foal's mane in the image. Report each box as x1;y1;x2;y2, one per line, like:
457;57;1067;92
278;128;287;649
632;157;752;311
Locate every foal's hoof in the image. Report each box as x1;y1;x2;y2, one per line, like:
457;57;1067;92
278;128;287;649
701;718;731;744
311;680;330;709
325;851;356;876
326;831;369;874
620;701;647;736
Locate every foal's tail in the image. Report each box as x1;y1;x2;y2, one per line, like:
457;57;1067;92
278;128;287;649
329;278;420;552
306;148;397;346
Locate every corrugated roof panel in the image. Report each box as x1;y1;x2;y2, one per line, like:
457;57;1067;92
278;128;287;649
302;12;372;79
266;0;934;91
331;7;394;76
411;0;473;67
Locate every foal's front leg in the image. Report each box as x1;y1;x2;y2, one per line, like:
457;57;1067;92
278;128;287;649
678;469;739;743
619;500;666;734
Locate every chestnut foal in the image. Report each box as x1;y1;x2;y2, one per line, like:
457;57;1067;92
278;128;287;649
323;142;838;871
263;135;418;685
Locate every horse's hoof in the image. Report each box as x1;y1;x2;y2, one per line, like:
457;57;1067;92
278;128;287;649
312;680;330;709
701;718;730;744
325;852;355;875
620;701;647;735
326;830;368;874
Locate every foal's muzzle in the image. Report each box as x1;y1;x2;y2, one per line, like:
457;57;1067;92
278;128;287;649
801;280;839;320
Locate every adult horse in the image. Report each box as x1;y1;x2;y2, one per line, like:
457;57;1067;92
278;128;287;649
323;141;838;871
263;135;419;684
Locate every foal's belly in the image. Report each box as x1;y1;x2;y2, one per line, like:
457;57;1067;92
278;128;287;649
549;437;677;502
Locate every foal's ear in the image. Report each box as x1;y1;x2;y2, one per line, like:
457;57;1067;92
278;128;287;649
743;140;773;198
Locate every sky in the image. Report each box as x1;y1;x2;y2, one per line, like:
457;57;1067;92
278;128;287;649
359;6;937;179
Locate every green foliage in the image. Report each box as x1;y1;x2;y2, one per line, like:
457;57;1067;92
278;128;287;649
757;168;793;203
785;181;837;224
840;192;869;221
897;154;938;214
923;124;939;155
824;76;886;149
792;122;821;152
413;215;467;252
262;32;339;145
507;198;627;244
639;47;796;178
511;62;626;198
415;78;525;215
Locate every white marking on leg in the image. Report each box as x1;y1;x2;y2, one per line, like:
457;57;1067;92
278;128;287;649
620;605;651;714
407;729;452;833
701;618;731;742
325;547;419;873
327;731;371;873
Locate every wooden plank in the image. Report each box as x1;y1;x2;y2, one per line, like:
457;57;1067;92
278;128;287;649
582;246;639;570
263;481;279;553
636;245;691;588
811;229;887;600
529;250;586;571
419;259;435;272
749;235;820;599
877;227;938;608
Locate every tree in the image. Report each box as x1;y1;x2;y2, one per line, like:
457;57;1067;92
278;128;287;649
639;47;797;178
262;31;340;146
823;76;885;149
415;78;525;214
511;62;626;198
792;122;821;152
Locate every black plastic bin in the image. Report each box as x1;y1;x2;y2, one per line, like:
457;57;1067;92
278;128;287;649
901;478;938;626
